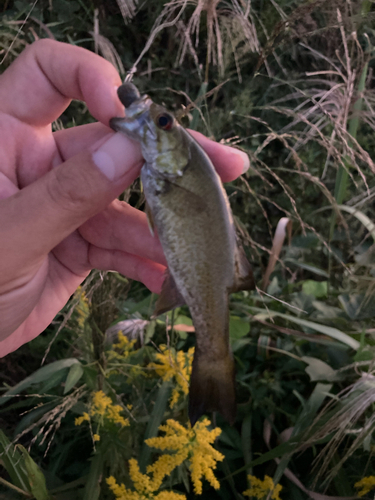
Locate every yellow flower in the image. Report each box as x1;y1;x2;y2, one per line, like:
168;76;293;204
147;452;186;491
91;390;112;416
149;346;194;408
129;458;154;494
107;419;220;499
75;412;90;426
108;332;137;361
107;476;130;499
106;403;130;427
355;476;375;497
74;287;89;329
106;464;186;500
146;418;223;495
154;493;186;500
74;391;130;430
93;434;100;442
90;390;130;427
243;475;282;500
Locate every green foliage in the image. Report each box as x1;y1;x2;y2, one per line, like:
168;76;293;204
1;0;375;499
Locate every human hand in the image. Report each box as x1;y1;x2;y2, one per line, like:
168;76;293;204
0;39;249;356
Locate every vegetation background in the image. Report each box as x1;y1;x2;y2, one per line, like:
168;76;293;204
0;0;375;499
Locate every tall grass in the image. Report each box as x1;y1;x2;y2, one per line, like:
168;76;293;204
1;0;375;499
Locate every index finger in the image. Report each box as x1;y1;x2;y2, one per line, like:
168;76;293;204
0;39;123;127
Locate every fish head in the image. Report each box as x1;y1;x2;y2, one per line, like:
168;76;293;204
110;84;190;177
147;102;190;176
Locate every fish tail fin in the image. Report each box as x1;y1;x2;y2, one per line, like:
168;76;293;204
189;351;236;426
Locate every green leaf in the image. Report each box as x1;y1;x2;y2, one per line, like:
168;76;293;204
247;306;360;350
18;445;50;500
337;205;375;242
284;258;329;278
0;430;30;492
339;293;375;320
330;62;368;235
301;356;341;382
273;383;332;485
0;359;80;406
64;363;84;394
224;437;300;479
229;316;250;340
302;280;328;298
15;402;56;436
241;413;252;473
138;381;171;473
82;452;104;500
353;346;375;362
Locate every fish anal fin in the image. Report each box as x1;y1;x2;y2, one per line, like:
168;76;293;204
189;350;236;426
152;269;185;318
230;245;255;293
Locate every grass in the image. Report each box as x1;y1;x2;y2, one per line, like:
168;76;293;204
1;0;375;498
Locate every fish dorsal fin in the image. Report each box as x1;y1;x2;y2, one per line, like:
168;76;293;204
152;269;186;318
230;245;255;293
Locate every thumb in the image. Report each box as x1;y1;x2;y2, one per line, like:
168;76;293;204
0;132;143;282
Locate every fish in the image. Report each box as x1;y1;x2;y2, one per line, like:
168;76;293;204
110;82;254;426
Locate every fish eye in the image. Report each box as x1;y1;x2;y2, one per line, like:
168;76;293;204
156;113;174;130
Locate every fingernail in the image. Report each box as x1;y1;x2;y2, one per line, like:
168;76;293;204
222;145;250;174
92;132;142;181
235;149;250;174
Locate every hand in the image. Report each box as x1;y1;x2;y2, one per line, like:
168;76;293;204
0;39;249;356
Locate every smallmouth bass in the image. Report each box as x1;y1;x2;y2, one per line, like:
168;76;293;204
110;83;254;426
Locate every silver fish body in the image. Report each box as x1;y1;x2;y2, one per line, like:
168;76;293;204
110;83;254;425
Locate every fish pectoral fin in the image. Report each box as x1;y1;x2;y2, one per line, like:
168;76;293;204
230;244;255;293
109;117;126;132
152;269;186;318
165;180;208;213
145;202;155;237
189;350;236;426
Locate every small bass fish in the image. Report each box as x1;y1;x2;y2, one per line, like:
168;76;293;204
110;83;254;426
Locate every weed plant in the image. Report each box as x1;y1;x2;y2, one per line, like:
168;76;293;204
1;0;375;499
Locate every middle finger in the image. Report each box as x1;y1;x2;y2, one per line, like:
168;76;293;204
79;199;166;266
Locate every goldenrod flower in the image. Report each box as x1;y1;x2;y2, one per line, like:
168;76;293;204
243;475;282;500
91;390;112;417
149;346;194;408
93;434;100;442
90;390;129;427
75;412;90;426
146;418;223;494
355;476;375;497
74;287;89;329
74;391;129;429
106;419;221;498
106;464;186;499
146;452;186;490
107;476;128;498
108;332;137;361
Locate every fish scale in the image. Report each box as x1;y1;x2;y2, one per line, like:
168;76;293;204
110;82;254;425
